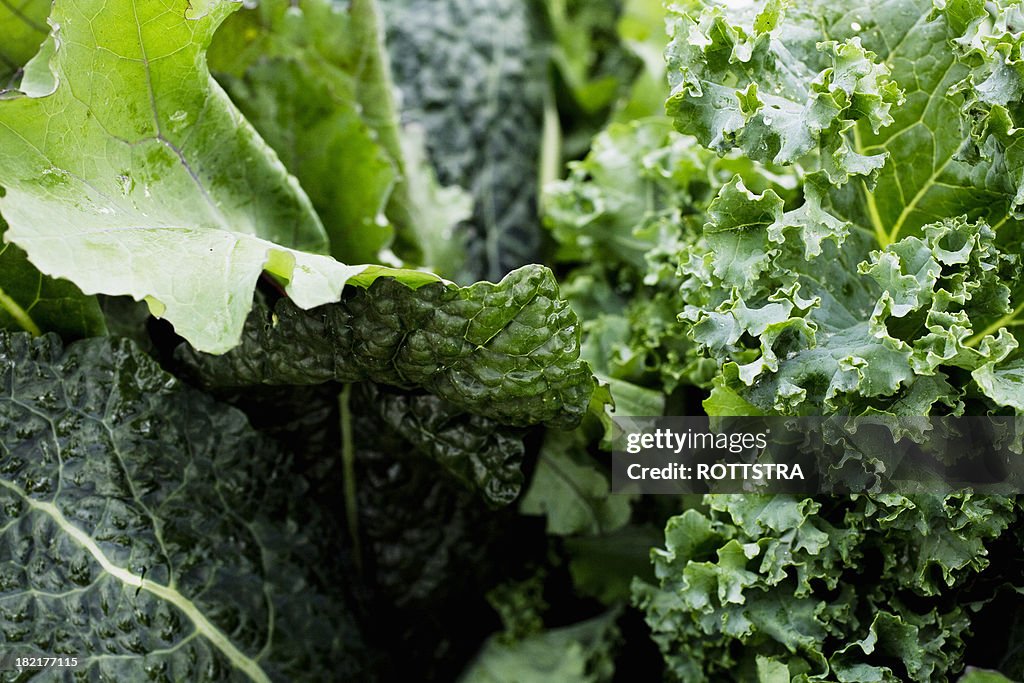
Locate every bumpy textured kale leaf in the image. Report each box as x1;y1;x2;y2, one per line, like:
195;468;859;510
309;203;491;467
0;331;370;682
380;0;546;282
363;384;525;506
353;407;513;681
180;265;595;429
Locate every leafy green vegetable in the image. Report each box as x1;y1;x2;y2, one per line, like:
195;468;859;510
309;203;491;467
0;0;47;87
661;0;1024;416
179;265;595;429
459;611;620;683
381;0;546;282
364;384;525;506
958;670;1018;683
634;496;1022;682
208;0;398;263
0;0;435;354
520;428;631;535
0;219;106;338
0;331;370;681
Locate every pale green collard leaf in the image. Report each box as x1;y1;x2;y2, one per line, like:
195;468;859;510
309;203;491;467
0;331;371;681
665;0;903;183
208;0;402;264
520;429;632;536
458;611;619;683
0;0;437;354
0;218;106;338
0;0;49;87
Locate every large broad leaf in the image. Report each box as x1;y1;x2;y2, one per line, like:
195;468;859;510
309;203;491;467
519;429;632;535
0;332;370;681
209;0;401;264
0;0;435;354
0;217;106;338
0;0;48;86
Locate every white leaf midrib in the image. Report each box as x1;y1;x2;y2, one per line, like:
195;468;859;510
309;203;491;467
0;478;272;683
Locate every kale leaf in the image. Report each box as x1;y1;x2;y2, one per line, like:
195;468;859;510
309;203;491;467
179;265;595;429
0;331;370;682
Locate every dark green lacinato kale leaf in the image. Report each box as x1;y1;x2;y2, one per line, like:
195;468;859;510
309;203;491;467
179;265;595;429
0;332;370;682
380;0;546;282
363;384;525;505
353;406;515;681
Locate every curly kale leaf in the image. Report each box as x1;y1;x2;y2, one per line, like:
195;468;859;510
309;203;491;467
179;265;595;429
0;331;370;682
544;117;797;395
662;0;1024;416
665;0;903;183
634;495;1023;682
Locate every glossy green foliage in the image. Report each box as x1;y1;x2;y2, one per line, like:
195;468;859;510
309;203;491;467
180;265;595;429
